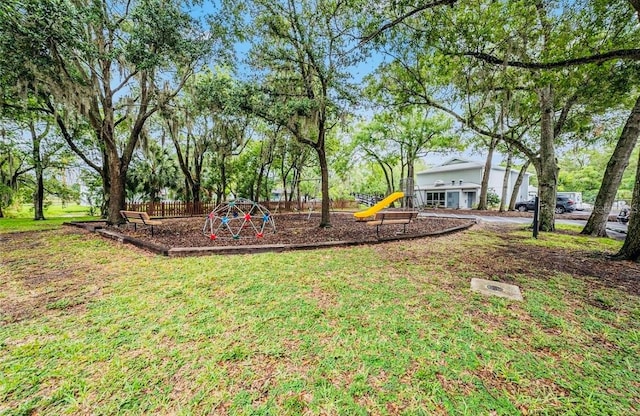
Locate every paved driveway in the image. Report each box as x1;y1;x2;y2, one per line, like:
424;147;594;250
419;212;628;240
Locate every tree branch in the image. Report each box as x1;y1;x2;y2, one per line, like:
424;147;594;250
554;93;578;137
463;49;640;70
44;98;102;174
358;0;458;47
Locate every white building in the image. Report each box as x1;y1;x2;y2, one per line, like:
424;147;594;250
414;158;530;209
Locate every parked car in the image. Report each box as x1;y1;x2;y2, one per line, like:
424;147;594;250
515;196;576;214
617;207;630;224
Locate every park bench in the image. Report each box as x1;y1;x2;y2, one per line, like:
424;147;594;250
367;211;419;238
119;210;163;236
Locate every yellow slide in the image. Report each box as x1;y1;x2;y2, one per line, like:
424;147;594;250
354;192;405;219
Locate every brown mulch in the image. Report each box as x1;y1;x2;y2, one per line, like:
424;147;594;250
474;223;640;297
105;212;473;248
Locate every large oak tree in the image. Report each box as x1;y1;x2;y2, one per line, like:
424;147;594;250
0;0;217;224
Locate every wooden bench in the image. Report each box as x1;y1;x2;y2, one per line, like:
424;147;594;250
367;211;418;238
119;210;163;236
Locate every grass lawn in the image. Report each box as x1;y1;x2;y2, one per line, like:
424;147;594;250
0;221;638;415
0;204;96;233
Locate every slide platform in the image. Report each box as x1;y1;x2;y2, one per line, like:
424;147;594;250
353;192;405;219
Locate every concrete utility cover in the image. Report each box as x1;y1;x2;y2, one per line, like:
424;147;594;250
470;278;523;301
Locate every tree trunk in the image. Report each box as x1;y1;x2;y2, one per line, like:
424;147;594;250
316;143;331;228
34;169;45;220
296;175;302;211
613;148;640;260
499;151;512;212
101;170;110;219
582;95;640;237
191;182;201;204
100;147;110;219
406;162;415;208
288;169;299;208
263;166;272;204
537;85;558;232
382;162;393;196
477;138;497;210
32;135;45;221
282;176;290;210
365;150;394;196
509;160;530;210
280;157;292;210
255;164;265;203
106;157;126;225
220;157;228;201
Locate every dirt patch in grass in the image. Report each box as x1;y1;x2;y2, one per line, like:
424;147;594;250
375;223;640;298
0;228;124;324
478;224;640;297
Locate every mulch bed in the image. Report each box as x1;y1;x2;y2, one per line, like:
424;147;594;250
84;212;474;255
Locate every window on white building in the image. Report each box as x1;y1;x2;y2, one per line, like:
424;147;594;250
426;191;446;207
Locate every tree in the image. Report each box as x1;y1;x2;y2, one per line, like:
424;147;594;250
373;0;636;231
352;108;458;206
352;118;401;197
0;128;29;218
0;0;216;224
451;0;640;259
386;108;458;206
208;115;253;203
161;69;252;206
127;142;179;202
232;130;277;203
581;96;640;236
240;0;364;227
615;160;640;260
498;148;513;212
369;50;538;213
558;136;638;205
0;114;73;220
272;132;312;210
240;0;456;227
456;1;640;240
161;96;211;204
508;160;531;211
28;120;49;220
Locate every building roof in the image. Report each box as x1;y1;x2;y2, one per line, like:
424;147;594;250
416;158;483;175
416;157;529;177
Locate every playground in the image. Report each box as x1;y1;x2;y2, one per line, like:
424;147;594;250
94;194;472;253
102;191;598;253
108;212;474;250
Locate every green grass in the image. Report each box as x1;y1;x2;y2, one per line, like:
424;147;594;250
512;224;623;251
0;204;96;233
3;202;93;218
0;226;638;415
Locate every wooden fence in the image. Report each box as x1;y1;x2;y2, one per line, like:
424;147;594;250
126;199;360;217
258;199;359;212
126;201;217;217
